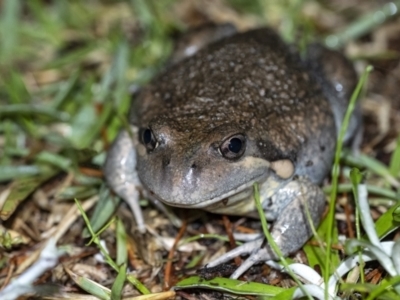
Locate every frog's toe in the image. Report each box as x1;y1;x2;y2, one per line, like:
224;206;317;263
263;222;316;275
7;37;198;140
206;238;264;269
205;238;276;279
124;189;146;233
230;247;274;279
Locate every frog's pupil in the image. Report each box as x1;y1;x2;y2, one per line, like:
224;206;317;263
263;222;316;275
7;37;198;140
143;129;152;144
228;138;242;153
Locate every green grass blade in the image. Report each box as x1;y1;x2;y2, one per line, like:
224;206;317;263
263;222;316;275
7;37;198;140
0;0;21;63
0;104;70;122
350;168;365;285
389;134;400;178
303;215;340;272
323;183;398;200
175;275;284;296
373;202;400;239
84;186;121;237
0;169;57;220
324;2;400;49
342;150;400;187
254;183;313;300
35;151;72;171
324;65;373;298
67;268;111;300
116;219;128;267
111;263;126;300
52;70;80;109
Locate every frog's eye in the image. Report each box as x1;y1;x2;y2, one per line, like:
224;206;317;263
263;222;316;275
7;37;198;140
140;128;157;151
220;134;246;159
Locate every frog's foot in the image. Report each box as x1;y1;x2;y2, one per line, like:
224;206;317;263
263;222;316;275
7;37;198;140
206;236;270;278
206;178;326;279
206;234;279;279
104;129;146;233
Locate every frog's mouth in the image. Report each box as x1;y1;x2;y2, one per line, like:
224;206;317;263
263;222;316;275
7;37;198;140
163;172;268;210
139;156;273;209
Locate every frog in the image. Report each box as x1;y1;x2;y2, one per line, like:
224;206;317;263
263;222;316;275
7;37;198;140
104;27;361;279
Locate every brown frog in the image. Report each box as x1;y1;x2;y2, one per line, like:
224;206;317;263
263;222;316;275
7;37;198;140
104;27;361;278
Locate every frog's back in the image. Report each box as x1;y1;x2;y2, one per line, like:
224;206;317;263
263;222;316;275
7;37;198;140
137;29;331;123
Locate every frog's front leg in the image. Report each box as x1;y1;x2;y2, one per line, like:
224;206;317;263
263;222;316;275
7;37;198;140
206;177;326;279
104;128;146;232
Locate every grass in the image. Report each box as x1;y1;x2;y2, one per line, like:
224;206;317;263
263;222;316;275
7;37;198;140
1;0;400;299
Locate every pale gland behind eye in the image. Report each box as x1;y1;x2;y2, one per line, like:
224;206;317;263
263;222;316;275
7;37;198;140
270;159;294;179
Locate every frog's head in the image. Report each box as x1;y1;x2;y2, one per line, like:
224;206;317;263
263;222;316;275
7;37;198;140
135;118;295;210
